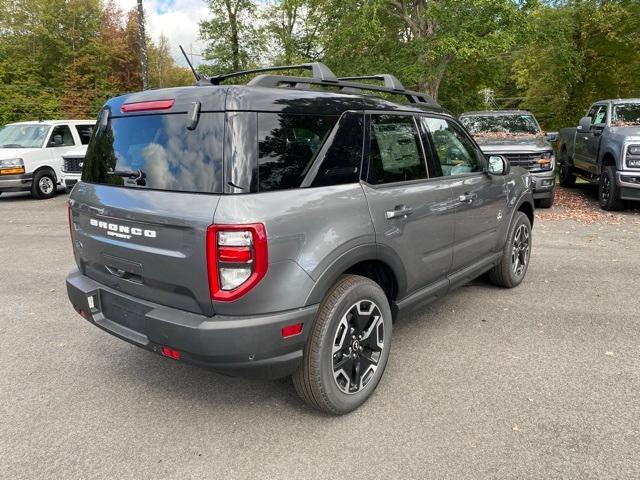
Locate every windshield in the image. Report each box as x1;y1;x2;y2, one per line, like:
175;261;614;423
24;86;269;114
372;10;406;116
460;114;540;136
0;124;50;148
612;104;640;126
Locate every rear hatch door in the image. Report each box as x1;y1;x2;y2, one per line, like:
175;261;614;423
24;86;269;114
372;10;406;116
70;100;225;316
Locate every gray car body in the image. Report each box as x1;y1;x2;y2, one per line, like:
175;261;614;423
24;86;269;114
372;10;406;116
459;110;555;202
557;99;640;200
66;85;534;379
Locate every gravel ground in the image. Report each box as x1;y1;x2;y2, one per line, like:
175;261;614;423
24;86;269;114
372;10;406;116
1;189;639;479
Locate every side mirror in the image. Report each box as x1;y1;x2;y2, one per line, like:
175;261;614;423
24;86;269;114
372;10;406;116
577;116;592;132
487;155;510;176
50;134;63;146
544;131;558;142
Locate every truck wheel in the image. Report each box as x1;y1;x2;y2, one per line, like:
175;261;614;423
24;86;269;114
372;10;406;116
293;274;392;415
559;149;576;187
598;165;625;211
535;191;555;209
488;212;532;288
31;169;57;199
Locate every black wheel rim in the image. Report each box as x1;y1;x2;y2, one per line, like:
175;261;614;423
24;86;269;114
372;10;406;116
601;174;611;201
511;224;530;277
332;300;384;395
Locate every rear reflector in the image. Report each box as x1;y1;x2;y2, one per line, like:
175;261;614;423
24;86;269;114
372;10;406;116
121;99;175;113
282;323;303;338
161;346;181;360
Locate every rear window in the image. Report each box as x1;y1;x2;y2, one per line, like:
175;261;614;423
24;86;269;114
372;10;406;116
257;113;338;191
82;112;224;194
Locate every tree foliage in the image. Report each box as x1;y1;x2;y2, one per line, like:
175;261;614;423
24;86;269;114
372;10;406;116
0;0;193;123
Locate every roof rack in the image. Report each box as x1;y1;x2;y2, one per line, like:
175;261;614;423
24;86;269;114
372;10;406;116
198;62;434;105
204;63;338;86
337;75;405;92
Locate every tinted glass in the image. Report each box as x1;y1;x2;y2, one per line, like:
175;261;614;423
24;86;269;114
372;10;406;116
82;112;224;193
613;104;640;126
75;124;94;145
592;105;607;125
49;125;75;147
0;124;49;148
460;114;540;135
311;112;364;187
258;113;337;191
423;117;482;176
367;115;427;185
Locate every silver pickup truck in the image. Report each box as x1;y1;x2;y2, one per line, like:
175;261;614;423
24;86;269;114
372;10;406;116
460;110;556;208
557;99;640;210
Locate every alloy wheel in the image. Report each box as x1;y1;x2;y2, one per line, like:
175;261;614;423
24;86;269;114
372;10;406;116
511;224;530;277
601;174;611;202
39;176;54;195
331;300;384;395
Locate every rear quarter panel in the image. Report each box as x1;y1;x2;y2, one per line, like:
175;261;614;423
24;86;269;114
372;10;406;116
213;184;374;315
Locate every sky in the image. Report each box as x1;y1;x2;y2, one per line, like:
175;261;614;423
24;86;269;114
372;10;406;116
114;0;209;67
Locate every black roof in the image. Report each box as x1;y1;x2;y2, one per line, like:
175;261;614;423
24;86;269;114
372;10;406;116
106;62;448;117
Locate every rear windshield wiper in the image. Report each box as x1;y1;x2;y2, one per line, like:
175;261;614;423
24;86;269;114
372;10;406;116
108;169;147;186
109;169;146;181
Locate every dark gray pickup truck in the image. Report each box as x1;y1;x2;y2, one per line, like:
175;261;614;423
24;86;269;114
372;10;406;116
460;110;556;208
557;99;640;210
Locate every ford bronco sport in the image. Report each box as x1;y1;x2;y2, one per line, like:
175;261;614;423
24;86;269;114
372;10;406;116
66;63;534;414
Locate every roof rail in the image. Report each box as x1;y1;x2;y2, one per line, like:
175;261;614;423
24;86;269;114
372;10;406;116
337;75;405;92
247;74;434;105
205;62;339;86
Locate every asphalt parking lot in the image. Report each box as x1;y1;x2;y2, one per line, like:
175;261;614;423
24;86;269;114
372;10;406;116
1;188;639;479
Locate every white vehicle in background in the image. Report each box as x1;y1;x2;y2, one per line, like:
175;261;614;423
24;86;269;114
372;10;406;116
0;120;94;199
61;147;88;192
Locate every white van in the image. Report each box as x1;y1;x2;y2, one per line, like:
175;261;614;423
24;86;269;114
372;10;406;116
0;120;95;199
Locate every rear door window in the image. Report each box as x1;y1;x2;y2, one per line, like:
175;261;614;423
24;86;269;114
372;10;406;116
82;112;224;194
367;114;428;185
75;124;94;145
258;113;338;191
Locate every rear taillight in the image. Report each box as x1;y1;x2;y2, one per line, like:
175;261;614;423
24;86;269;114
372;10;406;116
206;224;268;301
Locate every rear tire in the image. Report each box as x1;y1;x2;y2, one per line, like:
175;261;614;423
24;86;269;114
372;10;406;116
598;165;625;211
535;191;555;209
559;149;576;188
293;274;392;415
488;212;532;288
31;169;57;199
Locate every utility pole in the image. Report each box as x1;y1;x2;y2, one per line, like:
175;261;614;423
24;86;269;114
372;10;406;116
137;0;149;90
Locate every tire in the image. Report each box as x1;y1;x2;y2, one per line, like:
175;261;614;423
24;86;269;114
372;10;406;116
488;212;532;288
559;148;576;188
31;169;57;199
293;274;392;415
598;165;625;211
535;191;555;209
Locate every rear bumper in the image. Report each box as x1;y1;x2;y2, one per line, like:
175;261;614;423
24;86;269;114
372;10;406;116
66;270;317;379
0;173;33;192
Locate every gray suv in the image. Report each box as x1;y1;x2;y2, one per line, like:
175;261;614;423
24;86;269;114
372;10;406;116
66;63;534;414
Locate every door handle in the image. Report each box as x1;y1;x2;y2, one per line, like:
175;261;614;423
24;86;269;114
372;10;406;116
385;205;414;219
458;193;477;203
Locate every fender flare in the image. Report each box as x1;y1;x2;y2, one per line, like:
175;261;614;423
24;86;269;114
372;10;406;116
304;242;408;306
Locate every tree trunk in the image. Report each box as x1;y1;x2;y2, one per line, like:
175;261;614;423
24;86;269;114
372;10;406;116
225;0;240;71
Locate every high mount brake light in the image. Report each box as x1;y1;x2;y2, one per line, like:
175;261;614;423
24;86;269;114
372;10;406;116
206;224;268;301
120;99;175;113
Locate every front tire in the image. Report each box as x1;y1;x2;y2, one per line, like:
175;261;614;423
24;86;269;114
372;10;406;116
598;165;624;211
31;169;57;199
293;275;392;415
488;212;532;288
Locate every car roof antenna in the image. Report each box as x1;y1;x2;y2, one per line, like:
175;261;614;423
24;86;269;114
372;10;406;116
179;45;201;83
